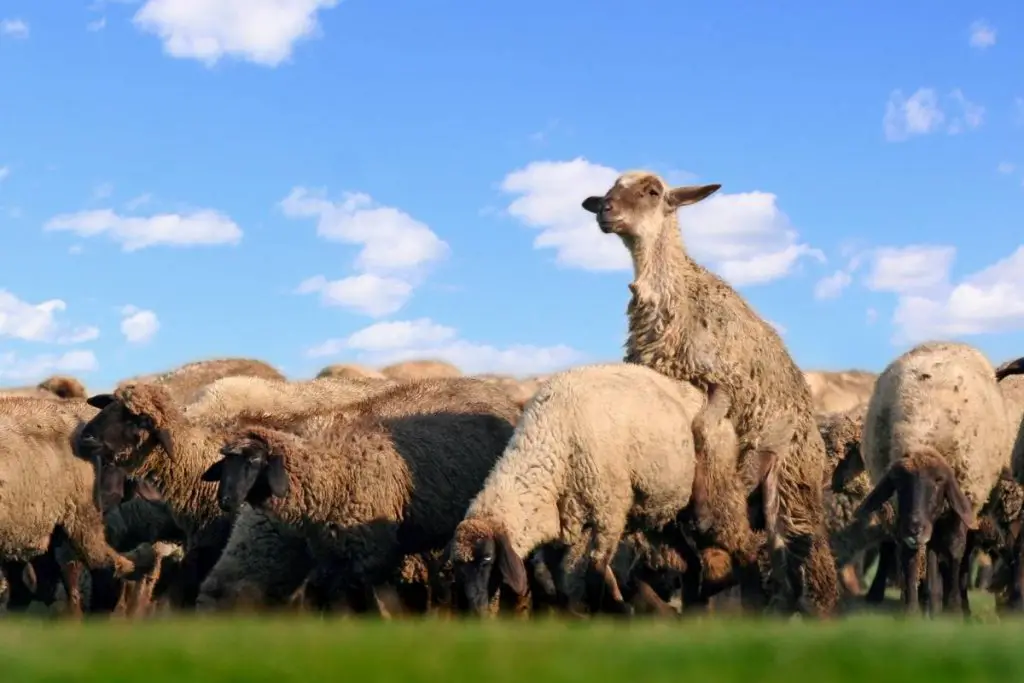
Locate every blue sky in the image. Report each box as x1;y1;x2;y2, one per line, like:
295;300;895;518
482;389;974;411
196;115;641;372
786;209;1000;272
1;1;1022;391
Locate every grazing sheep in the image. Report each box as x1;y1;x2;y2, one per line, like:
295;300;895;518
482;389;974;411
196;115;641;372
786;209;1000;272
450;363;721;617
182;375;396;424
195;377;520;614
804;371;877;416
0;375;88;401
316;364;387;381
380;359;462;381
0;397;155;615
127;357;285;404
203;389;519;617
582;171;839;616
857;341;1010;615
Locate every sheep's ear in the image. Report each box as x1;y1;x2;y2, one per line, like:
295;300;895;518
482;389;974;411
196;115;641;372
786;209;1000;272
996;357;1024;382
21;563;37;594
154;429;174;458
266;455;289;498
495;531;528;596
854;463;901;522
581;196;603;214
87;394;115;410
667;183;721;209
200;461;223;482
944;477;977;530
130;477;163;503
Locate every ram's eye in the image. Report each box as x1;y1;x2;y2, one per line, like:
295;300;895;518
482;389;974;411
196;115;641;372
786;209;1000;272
480;554;494;564
647;187;660;197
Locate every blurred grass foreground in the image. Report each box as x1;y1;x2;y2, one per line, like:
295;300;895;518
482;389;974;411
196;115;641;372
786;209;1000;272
0;614;1022;683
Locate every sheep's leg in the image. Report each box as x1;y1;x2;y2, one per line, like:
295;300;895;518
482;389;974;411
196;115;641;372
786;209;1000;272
944;522;969;617
898;544;923;615
64;507;150;579
924;548;941;618
865;541;895;604
558;537;597;616
58;560;84;618
627;577;677;617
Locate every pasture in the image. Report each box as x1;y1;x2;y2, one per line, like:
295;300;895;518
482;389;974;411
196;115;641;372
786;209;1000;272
0;603;1017;683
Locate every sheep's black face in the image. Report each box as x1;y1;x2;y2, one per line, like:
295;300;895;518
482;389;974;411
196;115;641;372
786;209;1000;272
202;438;288;514
895;471;941;549
454;537;498;615
78;396;158;470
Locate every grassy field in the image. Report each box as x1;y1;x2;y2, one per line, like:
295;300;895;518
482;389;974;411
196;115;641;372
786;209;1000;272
0;602;1020;683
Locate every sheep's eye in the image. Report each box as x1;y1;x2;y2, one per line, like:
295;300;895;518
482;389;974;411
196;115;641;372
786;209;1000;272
248;455;262;465
480;554;494;564
647;186;660;197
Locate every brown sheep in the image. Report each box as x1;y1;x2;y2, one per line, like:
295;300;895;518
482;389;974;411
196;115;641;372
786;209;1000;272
0;375;88;401
204;399;518;618
380;359;462;381
127;357;285;404
581;171;838;617
804;370;877;416
315;364;387;380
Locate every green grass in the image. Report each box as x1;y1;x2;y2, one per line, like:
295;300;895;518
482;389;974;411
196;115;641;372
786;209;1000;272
0;607;1021;683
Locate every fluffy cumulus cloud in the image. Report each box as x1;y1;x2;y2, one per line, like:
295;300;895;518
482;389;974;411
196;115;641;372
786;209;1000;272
0;290;99;344
883;88;985;142
307;318;584;376
132;0;340;67
120;305;160;344
859;244;1024;344
969;20;996;49
0;350;98;384
44;207;242;251
0;19;29;39
282;188;449;317
498;157;821;286
0;290;99;385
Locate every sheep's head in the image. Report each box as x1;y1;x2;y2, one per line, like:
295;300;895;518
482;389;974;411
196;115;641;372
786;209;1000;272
77;383;176;471
201;428;290;514
581;171;720;242
94;464;164;512
448;517;528;616
996;356;1024;382
855;447;976;550
36;375;87;400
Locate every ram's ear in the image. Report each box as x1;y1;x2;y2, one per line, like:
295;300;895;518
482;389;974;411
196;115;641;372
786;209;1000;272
200;461;224;483
854;462;903;522
495;531;528;596
266;455;289;498
154;429;175;458
944;475;977;530
131;478;164;502
666;183;721;209
87;394;115;410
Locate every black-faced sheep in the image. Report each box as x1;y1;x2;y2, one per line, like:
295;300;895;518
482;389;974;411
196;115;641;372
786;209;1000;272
857;341;1010;616
582;171;839;616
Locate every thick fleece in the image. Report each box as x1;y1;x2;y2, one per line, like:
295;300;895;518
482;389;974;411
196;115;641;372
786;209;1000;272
0;397;153;581
862;341;1011;514
452;363;707;610
129;358;285;405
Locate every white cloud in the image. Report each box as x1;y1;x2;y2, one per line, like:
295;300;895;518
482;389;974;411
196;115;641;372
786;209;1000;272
119;305;159;344
864;245;956;294
998;162;1016;175
969;20;996;49
883;88;984;141
307;317;584;376
0;290;100;344
0;166;9;182
498;157;821;285
282;188;448;317
890;246;1024;343
44;207;242;251
295;274;413;318
124;193;153;211
814;269;853;300
132;0;340;67
0;19;29;39
87;17;107;32
0;350;98;384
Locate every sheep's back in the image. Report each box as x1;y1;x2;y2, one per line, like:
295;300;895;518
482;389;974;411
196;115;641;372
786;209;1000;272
863;341;1009;510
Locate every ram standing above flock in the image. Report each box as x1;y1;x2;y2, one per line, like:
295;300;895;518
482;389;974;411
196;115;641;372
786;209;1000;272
1;171;1022;621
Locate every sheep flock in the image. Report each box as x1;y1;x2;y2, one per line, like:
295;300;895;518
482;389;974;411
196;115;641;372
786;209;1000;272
2;171;1022;626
